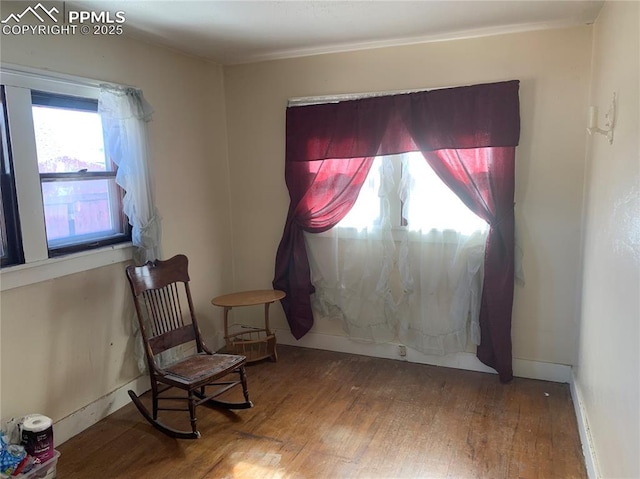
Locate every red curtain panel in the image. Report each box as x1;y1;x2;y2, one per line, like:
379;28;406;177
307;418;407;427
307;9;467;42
274;80;520;382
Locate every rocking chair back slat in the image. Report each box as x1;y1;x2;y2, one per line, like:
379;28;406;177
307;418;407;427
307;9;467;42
149;324;196;354
142;283;186;337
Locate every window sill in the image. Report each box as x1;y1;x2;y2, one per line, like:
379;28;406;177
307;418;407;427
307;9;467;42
0;242;133;291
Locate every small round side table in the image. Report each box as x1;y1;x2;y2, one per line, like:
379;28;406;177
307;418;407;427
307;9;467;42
211;289;285;363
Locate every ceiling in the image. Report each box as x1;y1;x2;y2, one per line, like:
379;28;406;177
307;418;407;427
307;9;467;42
70;1;604;65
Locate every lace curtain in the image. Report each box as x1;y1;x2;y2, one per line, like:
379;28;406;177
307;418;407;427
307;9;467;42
306;153;489;355
305;157;397;343
98;85;161;264
99;85;166;372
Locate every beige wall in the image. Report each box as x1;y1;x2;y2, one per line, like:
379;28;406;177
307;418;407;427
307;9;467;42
224;26;593;366
2;5;630;461
0;23;233;421
575;2;640;477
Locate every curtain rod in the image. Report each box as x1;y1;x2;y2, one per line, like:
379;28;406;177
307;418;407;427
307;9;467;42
287;84;455;108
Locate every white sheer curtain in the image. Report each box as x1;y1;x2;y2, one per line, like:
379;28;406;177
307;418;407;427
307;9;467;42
99;85;167;372
305;152;489;355
305;157;397;343
396;153;488;354
98;85;161;264
396;229;486;354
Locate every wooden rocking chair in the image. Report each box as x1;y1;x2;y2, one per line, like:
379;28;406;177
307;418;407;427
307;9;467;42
125;254;253;439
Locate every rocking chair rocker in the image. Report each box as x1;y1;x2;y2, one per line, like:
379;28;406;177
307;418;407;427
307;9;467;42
125;254;253;439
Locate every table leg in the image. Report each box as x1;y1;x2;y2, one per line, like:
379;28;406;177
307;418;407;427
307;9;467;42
224;306;232;352
264;302;277;362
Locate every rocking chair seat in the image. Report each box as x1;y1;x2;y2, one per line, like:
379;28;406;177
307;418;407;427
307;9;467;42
163;353;246;387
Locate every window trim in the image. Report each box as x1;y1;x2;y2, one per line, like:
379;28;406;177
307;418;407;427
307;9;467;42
0;64;136;288
0;242;133;291
1;86;24;267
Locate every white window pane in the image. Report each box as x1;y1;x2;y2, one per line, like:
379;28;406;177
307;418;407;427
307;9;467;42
334;152;487;234
338;157;383;229
403;152;488;234
32;106;107;173
41;179;121;246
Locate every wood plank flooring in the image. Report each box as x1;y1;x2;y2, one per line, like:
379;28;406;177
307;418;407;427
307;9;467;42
57;345;587;478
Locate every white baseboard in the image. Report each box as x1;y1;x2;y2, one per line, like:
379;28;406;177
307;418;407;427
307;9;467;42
53;375;150;446
570;373;600;479
274;328;573;383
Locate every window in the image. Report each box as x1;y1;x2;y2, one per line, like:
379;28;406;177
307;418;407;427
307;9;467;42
32;91;127;255
1;69;131;270
338;152;487;234
338;156;385;229
0;87;23;267
276;81;519;378
305;153;490;351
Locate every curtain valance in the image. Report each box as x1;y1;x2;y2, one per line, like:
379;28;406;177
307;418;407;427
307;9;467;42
286;80;520;162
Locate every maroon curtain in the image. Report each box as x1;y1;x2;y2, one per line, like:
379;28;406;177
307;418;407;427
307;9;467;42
273;157;375;338
274;80;520;381
420;148;516;383
273;96;398;338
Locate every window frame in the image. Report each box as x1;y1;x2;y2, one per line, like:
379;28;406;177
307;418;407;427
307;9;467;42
0;86;24;267
0;65;133;289
31;90;130;256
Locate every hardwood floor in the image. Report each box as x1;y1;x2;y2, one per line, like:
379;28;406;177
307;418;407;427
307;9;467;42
57;346;587;478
